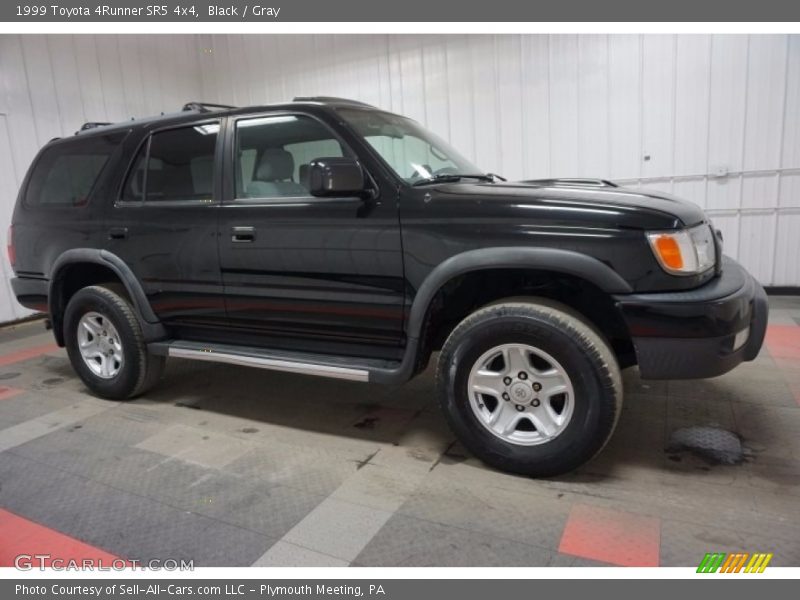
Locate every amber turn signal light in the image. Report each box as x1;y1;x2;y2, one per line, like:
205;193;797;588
652;235;684;270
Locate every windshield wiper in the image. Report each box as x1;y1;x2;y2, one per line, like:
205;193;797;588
412;173;496;186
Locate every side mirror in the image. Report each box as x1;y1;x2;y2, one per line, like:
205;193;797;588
308;157;366;197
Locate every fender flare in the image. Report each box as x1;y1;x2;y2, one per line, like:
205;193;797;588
405;247;632;341
48;249;164;344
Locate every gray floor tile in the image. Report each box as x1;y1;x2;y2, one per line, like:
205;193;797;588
0;451;274;565
397;473;568;551
354;513;553;567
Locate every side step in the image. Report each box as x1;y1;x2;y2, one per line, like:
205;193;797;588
148;340;403;383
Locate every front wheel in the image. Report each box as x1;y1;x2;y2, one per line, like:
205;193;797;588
436;300;622;477
64;285;165;400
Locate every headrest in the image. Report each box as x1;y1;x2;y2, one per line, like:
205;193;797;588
255;149;294;181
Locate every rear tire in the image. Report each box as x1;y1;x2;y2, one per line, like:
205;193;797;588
436;300;622;477
64;285;165;400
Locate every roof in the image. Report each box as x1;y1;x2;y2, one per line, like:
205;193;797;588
73;97;379;138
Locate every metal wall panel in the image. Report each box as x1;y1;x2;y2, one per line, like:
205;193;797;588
739;213;778;283
674;35;711;177
577;35;610;178
607;35;642;181
641;35;676;179
496;35;524;180
743;36;787;172
783;36;800;170
775;213;800;285
520;35;551;180
707;35;749;177
547;35;580;177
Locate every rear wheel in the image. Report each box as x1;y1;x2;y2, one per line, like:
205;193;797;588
64;285;165;400
436;300;622;477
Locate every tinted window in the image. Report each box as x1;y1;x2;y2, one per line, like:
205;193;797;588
235;115;345;199
25;132;124;207
123;123;218;203
121;145;147;202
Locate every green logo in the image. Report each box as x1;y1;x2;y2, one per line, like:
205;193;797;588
697;552;773;573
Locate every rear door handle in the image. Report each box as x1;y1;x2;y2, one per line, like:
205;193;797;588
231;226;256;243
108;227;128;240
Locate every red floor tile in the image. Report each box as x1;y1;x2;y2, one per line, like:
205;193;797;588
765;325;800;360
558;504;661;567
0;343;59;367
0;386;23;401
0;508;122;568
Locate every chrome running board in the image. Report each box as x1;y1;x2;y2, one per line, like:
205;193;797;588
149;339;417;385
168;346;369;382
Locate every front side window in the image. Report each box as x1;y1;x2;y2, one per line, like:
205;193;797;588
235;114;346;199
337;108;481;183
25;132;125;207
122;123;219;203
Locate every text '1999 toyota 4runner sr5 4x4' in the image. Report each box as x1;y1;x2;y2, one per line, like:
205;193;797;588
9;97;768;476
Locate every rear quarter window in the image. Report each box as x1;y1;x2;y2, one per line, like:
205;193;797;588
24;131;125;208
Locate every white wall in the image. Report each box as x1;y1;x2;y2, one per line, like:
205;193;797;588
0;34;798;323
0;34;203;322
199;34;800;288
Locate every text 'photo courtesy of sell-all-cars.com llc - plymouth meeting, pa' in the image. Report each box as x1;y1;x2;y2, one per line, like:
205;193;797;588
8;97;768;477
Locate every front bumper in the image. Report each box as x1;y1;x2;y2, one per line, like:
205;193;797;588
614;257;768;379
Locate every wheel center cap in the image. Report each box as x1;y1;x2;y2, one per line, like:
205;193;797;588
509;381;533;405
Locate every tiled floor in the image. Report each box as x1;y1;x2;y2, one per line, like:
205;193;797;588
0;297;799;568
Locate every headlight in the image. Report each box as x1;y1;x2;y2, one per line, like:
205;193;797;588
646;224;716;276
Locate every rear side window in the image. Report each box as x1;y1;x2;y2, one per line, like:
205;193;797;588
122;123;219;203
25;132;124;207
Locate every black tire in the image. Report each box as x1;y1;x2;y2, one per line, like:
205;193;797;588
63;285;165;400
436;300;622;477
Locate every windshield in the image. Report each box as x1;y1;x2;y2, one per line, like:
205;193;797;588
337;108;482;183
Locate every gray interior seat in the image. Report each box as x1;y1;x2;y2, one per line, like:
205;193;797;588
246;149;307;198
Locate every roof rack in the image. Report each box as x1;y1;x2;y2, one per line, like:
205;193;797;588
181;102;236;114
74;122;111;135
79;122;111;131
292;96;376;108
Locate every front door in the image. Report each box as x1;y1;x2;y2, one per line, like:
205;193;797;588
217;112;405;360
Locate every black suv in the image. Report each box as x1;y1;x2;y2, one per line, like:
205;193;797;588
9;97;768;476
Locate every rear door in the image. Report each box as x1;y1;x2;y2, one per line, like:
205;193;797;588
217;111;406;359
105;120;226;330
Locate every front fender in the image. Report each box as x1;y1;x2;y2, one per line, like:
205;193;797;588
405;247;632;340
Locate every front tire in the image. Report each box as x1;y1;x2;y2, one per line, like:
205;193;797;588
64;285;165;400
436;300;622;477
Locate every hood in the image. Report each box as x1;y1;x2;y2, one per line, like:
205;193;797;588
430;178;706;230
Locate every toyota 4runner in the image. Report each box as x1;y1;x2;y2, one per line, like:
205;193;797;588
8;97;768;476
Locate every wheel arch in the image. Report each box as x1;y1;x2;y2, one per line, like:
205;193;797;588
406;247;634;376
48;249;164;346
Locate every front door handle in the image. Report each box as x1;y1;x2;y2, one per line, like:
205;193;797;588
231;226;256;243
108;227;128;240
